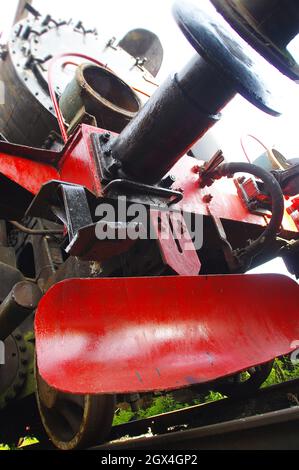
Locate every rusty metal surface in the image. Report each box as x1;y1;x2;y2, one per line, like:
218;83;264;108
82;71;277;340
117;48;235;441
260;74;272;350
35;274;299;395
119;28;164;77
59;64;141;133
36;369;115;450
96;407;299;450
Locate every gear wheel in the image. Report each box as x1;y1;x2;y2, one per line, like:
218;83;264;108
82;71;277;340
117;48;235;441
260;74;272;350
0;330;29;409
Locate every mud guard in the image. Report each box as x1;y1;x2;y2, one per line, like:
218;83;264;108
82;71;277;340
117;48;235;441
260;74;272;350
35;274;299;394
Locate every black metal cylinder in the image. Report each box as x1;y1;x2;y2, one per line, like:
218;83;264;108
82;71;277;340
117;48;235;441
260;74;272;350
239;0;299;48
0;281;42;341
110;55;235;184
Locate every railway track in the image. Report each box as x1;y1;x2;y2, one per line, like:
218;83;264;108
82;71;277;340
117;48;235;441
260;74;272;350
2;378;299;450
96;407;299;450
94;378;299;450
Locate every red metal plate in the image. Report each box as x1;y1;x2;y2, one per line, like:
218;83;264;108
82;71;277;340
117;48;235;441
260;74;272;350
0;154;59;195
35;274;299;394
150;209;201;276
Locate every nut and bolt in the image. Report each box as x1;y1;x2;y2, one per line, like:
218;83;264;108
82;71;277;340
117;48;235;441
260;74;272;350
100;132;111;144
191;165;201;174
202;194;213;204
237;176;246;184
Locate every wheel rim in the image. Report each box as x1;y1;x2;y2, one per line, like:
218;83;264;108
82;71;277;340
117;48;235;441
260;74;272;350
36;365;115;450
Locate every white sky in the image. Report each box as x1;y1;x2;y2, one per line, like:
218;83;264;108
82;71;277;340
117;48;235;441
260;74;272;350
1;0;299;277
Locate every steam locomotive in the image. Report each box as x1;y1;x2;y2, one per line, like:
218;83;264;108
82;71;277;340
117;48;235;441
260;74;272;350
0;0;299;450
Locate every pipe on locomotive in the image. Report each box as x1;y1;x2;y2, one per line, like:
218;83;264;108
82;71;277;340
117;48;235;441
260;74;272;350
110;55;234;185
211;162;285;259
48;53;149;143
107;1;286;185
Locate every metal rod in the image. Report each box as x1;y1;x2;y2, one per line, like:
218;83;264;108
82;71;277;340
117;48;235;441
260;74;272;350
0;281;42;341
10;220;64;235
110;55;235;184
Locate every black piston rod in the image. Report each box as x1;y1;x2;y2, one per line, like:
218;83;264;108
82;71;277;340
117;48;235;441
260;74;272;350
211;0;299;80
0;281;42;341
109;1;283;185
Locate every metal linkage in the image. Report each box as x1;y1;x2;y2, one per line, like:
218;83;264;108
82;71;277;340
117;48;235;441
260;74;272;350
0;281;42;342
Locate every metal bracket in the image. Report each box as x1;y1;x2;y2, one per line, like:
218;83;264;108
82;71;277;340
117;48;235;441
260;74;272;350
91;132;183;205
234;176;271;216
61;185;93;239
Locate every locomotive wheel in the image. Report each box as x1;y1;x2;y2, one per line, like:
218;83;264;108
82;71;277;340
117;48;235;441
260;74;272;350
214;360;274;398
35;365;115;450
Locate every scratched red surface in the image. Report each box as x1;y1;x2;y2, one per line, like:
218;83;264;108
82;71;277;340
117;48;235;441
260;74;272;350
35;274;299;394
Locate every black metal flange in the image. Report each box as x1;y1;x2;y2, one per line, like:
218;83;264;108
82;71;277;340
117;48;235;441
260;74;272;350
173;0;282;116
210;0;299;81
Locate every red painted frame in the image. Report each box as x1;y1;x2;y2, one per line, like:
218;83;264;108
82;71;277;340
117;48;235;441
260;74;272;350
0;123;297;233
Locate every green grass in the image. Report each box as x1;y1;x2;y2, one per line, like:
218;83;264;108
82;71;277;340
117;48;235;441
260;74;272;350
262;358;299;387
112;391;224;426
0;437;38;450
